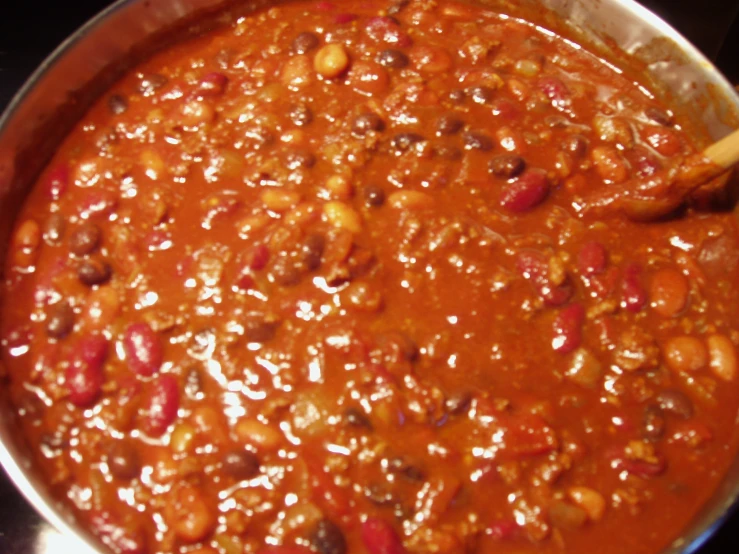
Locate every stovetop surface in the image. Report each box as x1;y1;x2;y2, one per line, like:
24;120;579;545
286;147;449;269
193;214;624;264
1;1;738;552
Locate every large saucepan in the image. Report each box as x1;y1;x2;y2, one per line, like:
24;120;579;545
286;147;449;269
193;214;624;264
0;0;737;552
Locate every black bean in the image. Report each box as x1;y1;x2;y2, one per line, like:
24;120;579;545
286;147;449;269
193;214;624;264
363;185;386;207
344;407;372;429
386;457;425;481
108;94;129;115
244;316;281;343
390;132;424;153
560;134;588;158
352;113;385;137
656;390;693;419
449;89;466;104
445;391;472;415
43;213;66;245
78;259;112;286
46;302;75;339
384;331;419;361
645;107;674;127
489;154;526;178
310;519;347;554
436;114;464;136
301;234;325;271
106;440;141;480
433;145;463;161
69;222;102;256
271;257;302;287
285;149;316;169
466;85;495;104
222;450;260;480
293;31;320;54
377;49;409;68
137;74;168;96
462;131;493;151
289;103;313;126
642;404;666;440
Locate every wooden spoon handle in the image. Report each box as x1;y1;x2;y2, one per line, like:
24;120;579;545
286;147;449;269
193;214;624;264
703;127;739;170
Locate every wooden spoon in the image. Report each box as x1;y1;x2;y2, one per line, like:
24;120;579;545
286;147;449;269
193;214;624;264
580;127;739;221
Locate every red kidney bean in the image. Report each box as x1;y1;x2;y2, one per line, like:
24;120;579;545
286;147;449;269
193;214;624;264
235;271;256;291
487;518;519;540
491;98;519;120
500;169;550;212
244;244;270;271
621;263;647;312
616;455;667;478
607;447;667;478
335;12;357;24
78;189;118;218
365;16;411;47
516;251;573;306
361;517;407;554
123;323;164;377
626;145;661;178
45;164;69;200
142;374;180;436
66;335;108;407
497;414;558;457
552;303;585;354
590;266;619;298
197;72;228;96
577;241;607;276
538;76;570;107
315;0;335;10
43;213;66;245
642;126;682;157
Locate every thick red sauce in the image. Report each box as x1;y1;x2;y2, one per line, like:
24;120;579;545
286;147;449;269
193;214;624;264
3;1;739;553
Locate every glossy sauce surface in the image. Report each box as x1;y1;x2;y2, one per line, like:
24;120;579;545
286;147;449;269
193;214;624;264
3;1;739;554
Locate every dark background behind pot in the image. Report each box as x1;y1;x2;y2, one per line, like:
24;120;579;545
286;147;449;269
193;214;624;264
0;0;738;553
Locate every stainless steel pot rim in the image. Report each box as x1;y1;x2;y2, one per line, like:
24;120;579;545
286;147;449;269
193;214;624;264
0;1;738;553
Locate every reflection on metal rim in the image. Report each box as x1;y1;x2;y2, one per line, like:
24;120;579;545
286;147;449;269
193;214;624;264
0;0;737;553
